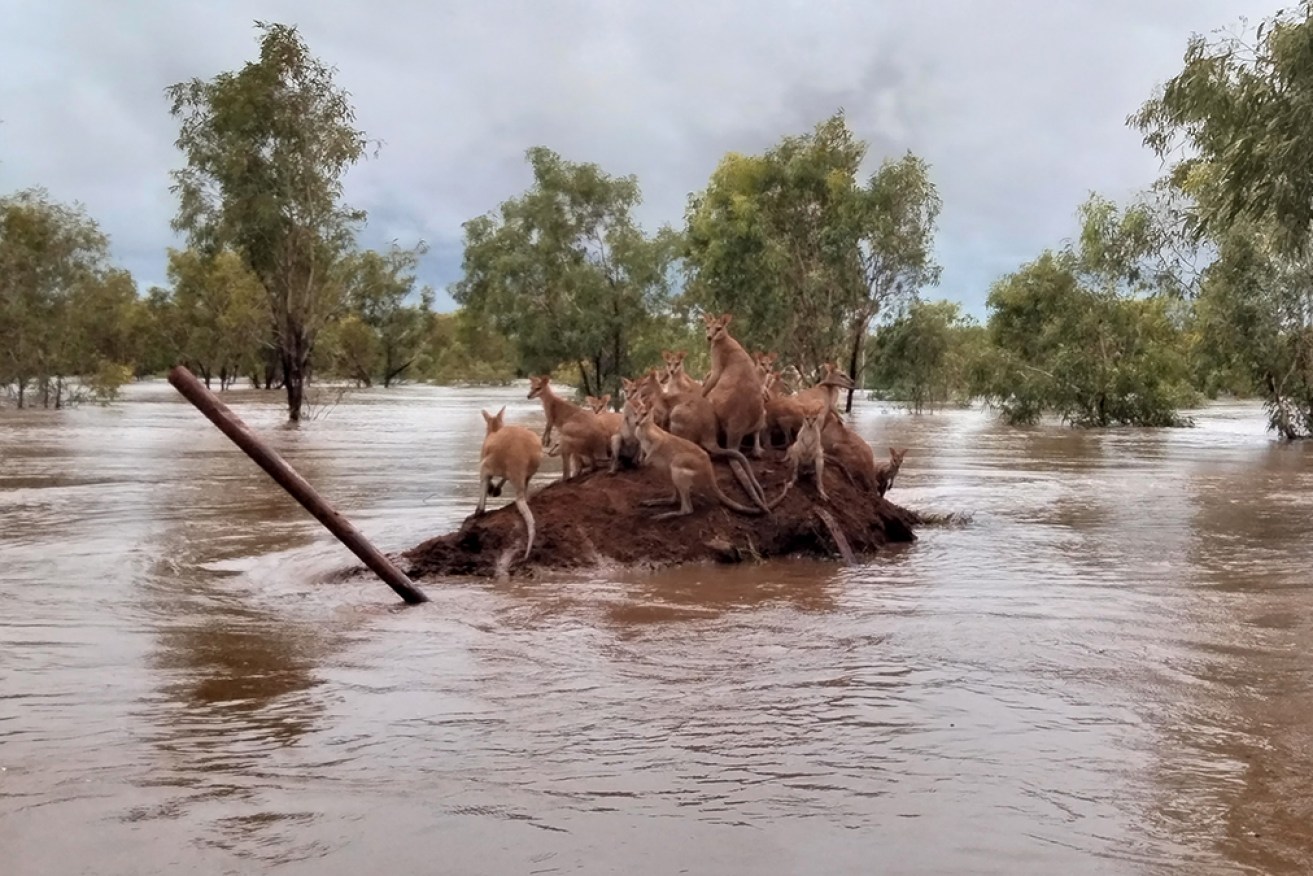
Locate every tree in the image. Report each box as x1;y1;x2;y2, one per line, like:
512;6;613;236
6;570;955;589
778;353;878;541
839;153;941;410
336;244;433;387
159;248;269;389
1192;225;1313;438
982;196;1196;427
0;188;136;407
1132;4;1313;437
453;147;680;399
167;21;368;421
684;111;940;397
867;299;978;413
418;310;517;386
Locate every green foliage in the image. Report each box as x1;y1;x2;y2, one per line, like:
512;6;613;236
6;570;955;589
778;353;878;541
453;147;680;398
1192;226;1313;438
323;244;434;386
0;188;138;408
684;111;940;401
866;299;981;413
983;245;1196;428
418;311;517;386
1133;4;1313;437
1132;3;1313;256
152;248;269;388
167;21;369;420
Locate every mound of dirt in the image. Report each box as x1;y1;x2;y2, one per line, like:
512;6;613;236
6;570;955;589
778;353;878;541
401;454;918;579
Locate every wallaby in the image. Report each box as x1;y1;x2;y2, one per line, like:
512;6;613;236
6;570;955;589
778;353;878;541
661;350;702;395
608;394;644;473
753;350;779;379
763;364;853;449
794;362;854;422
587;393;624;437
769;404;830;506
635;362;768;507
822;414;880;494
528;375;609;479
873;447;908;497
632;400;770;520
473;407;542;561
700;312;767;457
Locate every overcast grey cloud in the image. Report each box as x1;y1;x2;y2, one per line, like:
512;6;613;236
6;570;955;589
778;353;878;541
0;0;1277;316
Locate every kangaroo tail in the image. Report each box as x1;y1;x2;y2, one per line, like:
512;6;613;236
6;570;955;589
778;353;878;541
514;495;536;561
713;482;764;515
707;446;768;509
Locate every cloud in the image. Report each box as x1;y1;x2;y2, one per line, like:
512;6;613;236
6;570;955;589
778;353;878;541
0;0;1278;315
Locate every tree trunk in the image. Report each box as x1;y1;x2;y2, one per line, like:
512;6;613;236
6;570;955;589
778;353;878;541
575;360;593;398
845;326;865;413
282;329;308;422
16;378;24;409
54;376;64;410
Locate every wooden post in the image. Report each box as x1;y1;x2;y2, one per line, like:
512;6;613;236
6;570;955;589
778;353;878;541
814;507;857;566
167;365;429;605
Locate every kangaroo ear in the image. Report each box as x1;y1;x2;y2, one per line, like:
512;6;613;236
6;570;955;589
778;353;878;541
481;409;492;424
720;312;733;326
889;447;898;456
600;393;611;405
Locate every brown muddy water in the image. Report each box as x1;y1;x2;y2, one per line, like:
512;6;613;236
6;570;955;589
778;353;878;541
2;382;1312;875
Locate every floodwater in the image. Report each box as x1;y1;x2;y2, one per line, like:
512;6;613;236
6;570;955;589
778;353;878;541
2;382;1312;875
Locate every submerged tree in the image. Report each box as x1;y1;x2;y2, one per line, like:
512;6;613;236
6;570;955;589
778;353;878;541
157;248;269;389
982;196;1196;427
867;299;981;413
0;188;137;407
167;21;368;421
1132;3;1313;437
453;147;680;398
335;244;434;387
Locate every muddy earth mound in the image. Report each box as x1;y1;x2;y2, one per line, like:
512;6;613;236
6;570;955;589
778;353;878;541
402;454;918;579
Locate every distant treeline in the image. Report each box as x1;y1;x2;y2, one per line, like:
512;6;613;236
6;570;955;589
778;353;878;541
4;10;1313;438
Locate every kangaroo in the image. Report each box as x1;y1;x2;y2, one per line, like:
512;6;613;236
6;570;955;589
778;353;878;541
473;407;542;561
768;403;830;507
632;400;770;519
822;414;880;494
794;362;854;422
528;375;608;479
873;447;908;497
587;393;624;437
700;312;767;457
661;350;702;395
753;351;779;380
608;394;644;473
636;361;768;507
763;364;853;449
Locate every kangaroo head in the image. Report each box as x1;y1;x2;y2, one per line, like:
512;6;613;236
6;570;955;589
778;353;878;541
888;447;907;470
527;375;550;399
704;312;732;343
823;367;855;390
481;406;506;433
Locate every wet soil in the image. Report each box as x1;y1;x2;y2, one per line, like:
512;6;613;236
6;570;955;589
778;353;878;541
402;453;919;578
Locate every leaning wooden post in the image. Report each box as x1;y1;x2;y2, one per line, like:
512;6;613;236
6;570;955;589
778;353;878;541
167;365;429;605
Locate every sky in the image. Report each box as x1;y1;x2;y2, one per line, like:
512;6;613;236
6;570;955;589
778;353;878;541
0;0;1278;318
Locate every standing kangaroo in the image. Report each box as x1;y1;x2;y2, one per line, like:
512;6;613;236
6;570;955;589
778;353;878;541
473;406;542;561
769;403;830;506
874;448;908;497
632;400;770;520
700;313;767;458
634;367;768;507
528;375;609;479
